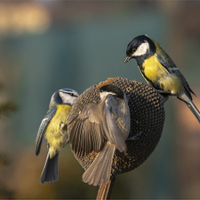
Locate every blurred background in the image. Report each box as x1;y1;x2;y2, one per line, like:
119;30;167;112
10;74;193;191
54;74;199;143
0;1;200;199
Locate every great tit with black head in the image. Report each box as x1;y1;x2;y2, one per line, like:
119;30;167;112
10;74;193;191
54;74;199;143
124;34;200;123
69;84;130;186
35;88;79;184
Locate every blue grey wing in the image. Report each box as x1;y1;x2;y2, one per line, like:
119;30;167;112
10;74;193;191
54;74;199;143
157;54;195;98
35;106;57;156
156;53;177;74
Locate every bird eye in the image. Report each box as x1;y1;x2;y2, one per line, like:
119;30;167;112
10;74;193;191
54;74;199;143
132;48;136;53
69;93;75;97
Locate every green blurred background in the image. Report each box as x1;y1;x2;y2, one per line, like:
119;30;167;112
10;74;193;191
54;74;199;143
1;1;200;199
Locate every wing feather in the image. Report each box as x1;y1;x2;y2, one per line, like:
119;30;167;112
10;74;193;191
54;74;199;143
70;103;106;156
102;95;127;152
35;106;57;156
156;53;195;98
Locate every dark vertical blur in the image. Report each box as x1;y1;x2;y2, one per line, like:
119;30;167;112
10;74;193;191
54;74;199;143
0;1;200;199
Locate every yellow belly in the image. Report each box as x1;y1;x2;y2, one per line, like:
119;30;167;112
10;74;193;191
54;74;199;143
142;55;183;95
160;74;183;94
45;105;71;158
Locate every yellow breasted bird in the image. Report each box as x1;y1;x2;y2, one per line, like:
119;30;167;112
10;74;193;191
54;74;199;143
35;88;79;184
124;34;200;123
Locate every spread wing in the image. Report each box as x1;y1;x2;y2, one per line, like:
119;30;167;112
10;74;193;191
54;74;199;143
70;94;129;156
35;106;57;156
70;103;106;156
156;53;195;98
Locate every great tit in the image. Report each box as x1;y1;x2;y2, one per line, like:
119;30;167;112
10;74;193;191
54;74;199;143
124;34;200;123
69;84;130;186
35;88;79;184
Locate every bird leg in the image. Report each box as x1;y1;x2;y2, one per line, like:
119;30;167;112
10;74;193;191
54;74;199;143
127;131;142;141
156;90;172;95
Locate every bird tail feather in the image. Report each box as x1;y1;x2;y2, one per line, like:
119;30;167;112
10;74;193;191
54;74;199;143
179;92;200;124
186;102;200;123
82;142;115;186
40;151;59;184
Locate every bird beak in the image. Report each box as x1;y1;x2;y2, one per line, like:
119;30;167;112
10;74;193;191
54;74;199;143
124;56;131;63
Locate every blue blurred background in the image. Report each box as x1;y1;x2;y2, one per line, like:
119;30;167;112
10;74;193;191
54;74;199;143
1;1;200;199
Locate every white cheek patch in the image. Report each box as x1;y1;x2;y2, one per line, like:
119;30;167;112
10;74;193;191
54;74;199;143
132;41;149;57
59;92;76;105
100;91;116;100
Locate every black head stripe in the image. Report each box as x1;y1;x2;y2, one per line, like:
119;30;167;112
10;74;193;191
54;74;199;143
59;88;79;97
100;85;124;99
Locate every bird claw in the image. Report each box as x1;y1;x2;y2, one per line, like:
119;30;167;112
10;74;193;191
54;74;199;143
59;122;65;130
126;94;131;102
127;131;142;141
